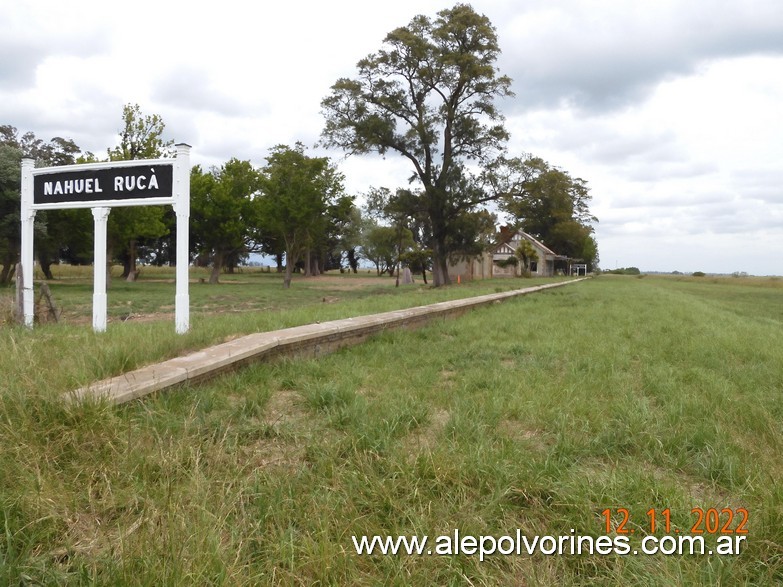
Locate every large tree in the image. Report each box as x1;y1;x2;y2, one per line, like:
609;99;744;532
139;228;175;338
256;143;345;289
17;131;85;279
501;156;599;269
361;221;413;277
317;195;359;273
321;3;513;286
0;125;88;283
107;104;173;280
190;159;261;284
338;204;363;273
107;104;174;161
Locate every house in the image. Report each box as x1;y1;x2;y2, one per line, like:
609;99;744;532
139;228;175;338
447;228;569;281
492;230;568;277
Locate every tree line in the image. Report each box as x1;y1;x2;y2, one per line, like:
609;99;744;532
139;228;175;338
1;4;599;289
0;113;358;290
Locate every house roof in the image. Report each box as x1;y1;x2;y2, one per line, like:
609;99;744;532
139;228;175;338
494;230;567;260
516;231;559;257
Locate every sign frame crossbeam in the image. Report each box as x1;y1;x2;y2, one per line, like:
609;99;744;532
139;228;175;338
29;198;177;211
30;157;172;176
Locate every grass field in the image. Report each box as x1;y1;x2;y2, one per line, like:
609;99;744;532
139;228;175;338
0;266;566;387
1;272;782;585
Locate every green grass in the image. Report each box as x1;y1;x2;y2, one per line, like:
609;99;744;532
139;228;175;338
0;266;565;389
2;274;782;585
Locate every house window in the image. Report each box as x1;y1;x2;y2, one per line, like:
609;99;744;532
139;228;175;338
530;261;538;273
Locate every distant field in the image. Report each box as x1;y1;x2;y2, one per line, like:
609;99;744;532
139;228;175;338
0;266;567;386
1;274;782;585
4;264;570;325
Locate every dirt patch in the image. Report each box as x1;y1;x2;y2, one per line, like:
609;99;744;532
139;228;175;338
438;369;458;390
57;311;178;327
498;419;551;452
49;510;145;562
263;389;306;427
240;436;306;471
403;408;451;456
234;390;311;471
299;275;396;287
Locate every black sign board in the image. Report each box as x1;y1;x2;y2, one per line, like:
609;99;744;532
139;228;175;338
33;164;173;205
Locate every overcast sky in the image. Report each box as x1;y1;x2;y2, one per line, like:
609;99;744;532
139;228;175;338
2;0;782;274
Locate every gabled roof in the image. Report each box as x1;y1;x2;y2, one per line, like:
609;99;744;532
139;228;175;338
515;231;559;258
493;230;565;259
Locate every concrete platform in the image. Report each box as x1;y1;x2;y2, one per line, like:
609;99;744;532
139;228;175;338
68;278;587;405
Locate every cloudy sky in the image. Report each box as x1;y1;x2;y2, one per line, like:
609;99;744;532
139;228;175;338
2;0;782;274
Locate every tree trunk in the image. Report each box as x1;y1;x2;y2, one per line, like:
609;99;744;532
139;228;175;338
0;260;12;286
304;247;312;277
309;254;320;277
120;240;138;279
275;253;283;273
129;240;137;276
283;247;296;289
38;253;54;280
347;248;358;273
429;204;451;286
209;251;223;284
432;257;450;286
421;268;428;285
1;242;18;285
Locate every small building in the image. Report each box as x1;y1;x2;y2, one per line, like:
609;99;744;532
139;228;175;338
447;229;569;281
492;231;568;278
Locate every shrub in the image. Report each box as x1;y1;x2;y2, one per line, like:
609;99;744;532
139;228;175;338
606;267;641;275
692;271;706;277
493;257;518;269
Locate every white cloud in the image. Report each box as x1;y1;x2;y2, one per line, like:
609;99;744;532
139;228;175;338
500;0;783;112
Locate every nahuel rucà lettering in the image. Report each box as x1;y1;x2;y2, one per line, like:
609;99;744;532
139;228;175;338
42;170;161;196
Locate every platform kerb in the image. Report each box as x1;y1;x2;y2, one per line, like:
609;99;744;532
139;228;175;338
69;278;588;405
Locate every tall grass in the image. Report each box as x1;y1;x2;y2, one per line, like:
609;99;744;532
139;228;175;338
0;270;566;393
2;275;782;584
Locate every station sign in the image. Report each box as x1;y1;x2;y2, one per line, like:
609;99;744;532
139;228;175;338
33;164;173;205
20;146;191;334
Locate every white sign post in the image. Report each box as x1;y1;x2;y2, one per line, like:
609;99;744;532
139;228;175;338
20;144;191;333
90;207;110;331
173;144;191;334
20;158;36;328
